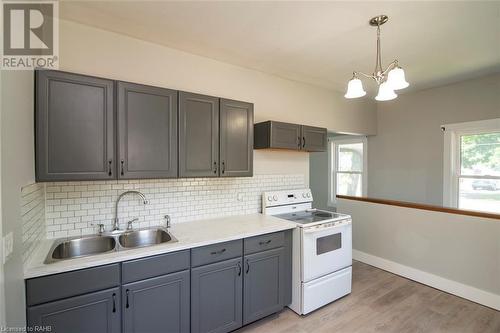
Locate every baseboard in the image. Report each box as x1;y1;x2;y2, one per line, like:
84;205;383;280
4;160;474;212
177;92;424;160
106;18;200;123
353;249;500;311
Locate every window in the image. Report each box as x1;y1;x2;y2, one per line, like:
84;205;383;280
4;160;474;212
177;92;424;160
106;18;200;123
328;136;367;206
443;118;500;214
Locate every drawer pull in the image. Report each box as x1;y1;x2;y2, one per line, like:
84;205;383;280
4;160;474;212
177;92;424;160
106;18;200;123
210;248;226;255
259;240;272;245
112;293;116;313
126;289;130;308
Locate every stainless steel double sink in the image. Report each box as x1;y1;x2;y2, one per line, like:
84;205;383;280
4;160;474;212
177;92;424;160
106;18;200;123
45;227;177;264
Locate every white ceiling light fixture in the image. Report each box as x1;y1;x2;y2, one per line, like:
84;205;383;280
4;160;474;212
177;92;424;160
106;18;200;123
345;15;409;101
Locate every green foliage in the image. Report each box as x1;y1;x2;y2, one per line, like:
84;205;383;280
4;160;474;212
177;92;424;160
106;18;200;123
461;132;500;172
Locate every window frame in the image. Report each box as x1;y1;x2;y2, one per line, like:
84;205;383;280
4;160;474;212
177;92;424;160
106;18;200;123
442;118;500;209
328;135;368;207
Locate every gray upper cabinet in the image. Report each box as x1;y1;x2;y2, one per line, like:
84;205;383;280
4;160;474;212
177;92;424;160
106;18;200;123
27;287;121;333
191;257;243;333
254;121;301;150
117;82;178;179
179;92;219;177
35;70;115;181
254;121;327;152
301;125;327;152
122;270;190;333
220;99;254;177
243;247;285;325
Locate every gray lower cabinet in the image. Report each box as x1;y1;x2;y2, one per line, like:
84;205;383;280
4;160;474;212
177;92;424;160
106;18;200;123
219;99;254;177
27;287;121;333
178;92;220;177
301;125;327;152
243;247;285;325
35;70;115;181
117;81;178;179
191;257;243;333
122;270;190;333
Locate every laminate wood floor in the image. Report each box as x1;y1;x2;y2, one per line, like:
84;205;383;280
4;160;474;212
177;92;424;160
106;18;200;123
236;260;500;333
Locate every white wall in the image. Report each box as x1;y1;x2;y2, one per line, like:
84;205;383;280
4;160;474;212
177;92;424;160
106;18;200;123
368;73;500;205
0;56;5;327
338;198;500;310
1;70;34;326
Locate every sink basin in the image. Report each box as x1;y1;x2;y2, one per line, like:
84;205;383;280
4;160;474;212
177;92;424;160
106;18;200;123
119;228;176;248
46;236;116;263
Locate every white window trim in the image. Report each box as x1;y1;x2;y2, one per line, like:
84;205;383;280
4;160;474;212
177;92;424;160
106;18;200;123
442;118;500;208
328;135;368;207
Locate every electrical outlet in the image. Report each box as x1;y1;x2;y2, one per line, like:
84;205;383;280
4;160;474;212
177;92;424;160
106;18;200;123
237;193;244;201
3;232;13;264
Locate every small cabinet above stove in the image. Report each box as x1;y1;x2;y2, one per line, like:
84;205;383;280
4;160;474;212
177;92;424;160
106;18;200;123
254;121;327;152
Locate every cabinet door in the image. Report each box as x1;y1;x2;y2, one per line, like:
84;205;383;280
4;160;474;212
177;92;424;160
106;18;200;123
122;270;190;333
178;92;219;177
35;70;115;181
27;287;120;333
301;125;327;152
117;81;178;179
191;257;243;333
219;99;253;177
271;121;301;150
243;247;285;325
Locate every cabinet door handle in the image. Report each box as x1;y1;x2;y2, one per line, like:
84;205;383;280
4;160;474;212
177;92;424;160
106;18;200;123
245;260;250;274
210;248;226;255
237;262;242;276
259;239;272;245
221;161;225;174
120;160;124;176
125;289;130;309
302;136;306;148
213;161;217;174
112;293;116;313
108;160;113;176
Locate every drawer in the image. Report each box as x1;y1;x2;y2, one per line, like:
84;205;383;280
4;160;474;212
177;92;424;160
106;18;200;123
191;239;242;267
244;231;285;254
26;264;120;306
122;250;190;283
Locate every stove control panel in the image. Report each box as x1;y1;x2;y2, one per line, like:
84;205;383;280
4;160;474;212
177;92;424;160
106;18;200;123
263;188;313;208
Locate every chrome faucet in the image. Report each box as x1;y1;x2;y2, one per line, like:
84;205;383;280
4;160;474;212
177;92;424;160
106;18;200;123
113;191;148;231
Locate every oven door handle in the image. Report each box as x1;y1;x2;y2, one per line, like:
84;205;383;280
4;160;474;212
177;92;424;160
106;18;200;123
303;221;351;234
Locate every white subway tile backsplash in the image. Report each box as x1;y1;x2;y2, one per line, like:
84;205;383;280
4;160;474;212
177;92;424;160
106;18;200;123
21;183;46;266
44;174;305;238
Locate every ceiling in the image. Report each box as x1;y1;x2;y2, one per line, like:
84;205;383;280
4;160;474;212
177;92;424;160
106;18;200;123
60;1;500;94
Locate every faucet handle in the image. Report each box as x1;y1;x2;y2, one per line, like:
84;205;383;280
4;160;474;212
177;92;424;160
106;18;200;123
126;218;139;230
164;215;171;228
92;223;106;234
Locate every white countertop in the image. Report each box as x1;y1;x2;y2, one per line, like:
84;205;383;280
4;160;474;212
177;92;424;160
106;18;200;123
25;213;297;279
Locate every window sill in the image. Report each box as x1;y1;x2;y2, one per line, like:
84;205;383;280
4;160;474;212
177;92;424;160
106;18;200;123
336;195;500;220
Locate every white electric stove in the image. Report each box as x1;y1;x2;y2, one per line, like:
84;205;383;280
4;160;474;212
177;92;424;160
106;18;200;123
263;188;352;315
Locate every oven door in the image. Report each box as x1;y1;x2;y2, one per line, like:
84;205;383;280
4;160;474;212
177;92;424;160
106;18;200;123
301;220;352;282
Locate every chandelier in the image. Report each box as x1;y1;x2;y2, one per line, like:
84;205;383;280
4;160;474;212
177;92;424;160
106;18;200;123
345;15;409;101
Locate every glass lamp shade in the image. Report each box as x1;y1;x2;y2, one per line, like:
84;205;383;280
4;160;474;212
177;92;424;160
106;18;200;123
344;78;366;99
375;82;397;101
386;67;409;90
